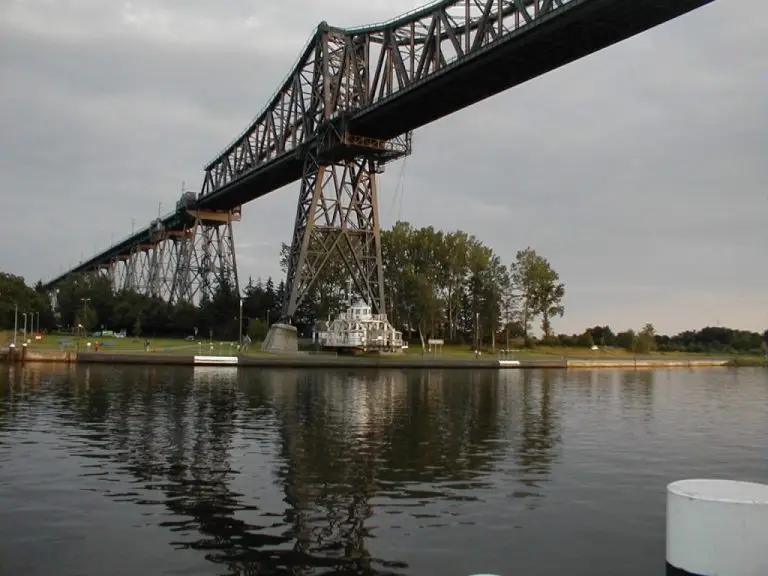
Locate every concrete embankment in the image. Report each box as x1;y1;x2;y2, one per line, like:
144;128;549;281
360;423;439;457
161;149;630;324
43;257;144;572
0;349;739;369
73;353;565;369
566;359;730;368
0;349;74;364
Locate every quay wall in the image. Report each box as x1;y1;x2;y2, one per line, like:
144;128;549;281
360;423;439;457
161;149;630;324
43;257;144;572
0;349;734;369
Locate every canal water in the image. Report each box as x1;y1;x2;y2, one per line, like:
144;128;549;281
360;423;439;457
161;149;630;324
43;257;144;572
0;366;766;576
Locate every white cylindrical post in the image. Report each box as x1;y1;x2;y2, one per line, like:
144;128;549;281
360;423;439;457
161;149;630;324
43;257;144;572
666;479;768;576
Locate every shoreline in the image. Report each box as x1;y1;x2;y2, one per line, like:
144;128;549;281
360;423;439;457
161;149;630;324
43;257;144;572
0;349;750;369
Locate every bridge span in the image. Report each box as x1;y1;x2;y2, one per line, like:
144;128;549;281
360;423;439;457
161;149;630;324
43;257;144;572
43;0;717;350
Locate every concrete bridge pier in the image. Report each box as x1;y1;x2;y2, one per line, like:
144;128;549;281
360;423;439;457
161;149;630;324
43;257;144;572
262;323;299;353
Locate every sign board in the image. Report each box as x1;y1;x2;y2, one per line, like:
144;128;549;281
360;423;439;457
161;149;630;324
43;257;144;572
427;339;444;345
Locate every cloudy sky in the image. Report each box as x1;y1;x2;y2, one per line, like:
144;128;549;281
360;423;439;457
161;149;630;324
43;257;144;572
0;0;765;335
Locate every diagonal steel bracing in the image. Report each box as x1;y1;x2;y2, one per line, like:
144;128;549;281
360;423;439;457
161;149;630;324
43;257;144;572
279;28;414;321
199;0;574;199
198;0;715;207
282;154;384;320
54;209;241;307
44;0;717;307
170;209;240;304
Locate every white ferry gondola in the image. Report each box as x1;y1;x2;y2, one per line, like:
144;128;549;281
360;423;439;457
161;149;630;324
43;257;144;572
315;300;403;354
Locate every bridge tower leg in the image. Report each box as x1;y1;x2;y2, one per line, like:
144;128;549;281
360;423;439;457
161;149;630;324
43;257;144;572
166;231;191;305
134;245;153;295
123;246;140;292
169;230;194;305
146;227;178;301
147;238;163;299
262;131;411;353
170;208;240;305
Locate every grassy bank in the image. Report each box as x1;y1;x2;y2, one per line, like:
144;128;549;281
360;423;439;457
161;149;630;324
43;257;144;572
11;334;763;365
726;356;767;367
13;335;231;356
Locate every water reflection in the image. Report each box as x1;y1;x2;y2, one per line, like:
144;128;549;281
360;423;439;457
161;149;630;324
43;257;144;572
619;370;654;417
0;366;564;575
512;371;560;502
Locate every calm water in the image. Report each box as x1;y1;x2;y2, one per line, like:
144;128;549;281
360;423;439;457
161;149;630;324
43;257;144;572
0;366;766;576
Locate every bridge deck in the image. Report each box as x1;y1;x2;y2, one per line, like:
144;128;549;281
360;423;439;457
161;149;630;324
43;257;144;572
45;0;717;288
195;0;715;211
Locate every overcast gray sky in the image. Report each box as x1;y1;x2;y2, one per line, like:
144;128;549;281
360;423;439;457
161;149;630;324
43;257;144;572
0;0;765;335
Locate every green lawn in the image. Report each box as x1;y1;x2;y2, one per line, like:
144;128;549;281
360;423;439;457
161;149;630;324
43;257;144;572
24;335;236;356
14;334;765;365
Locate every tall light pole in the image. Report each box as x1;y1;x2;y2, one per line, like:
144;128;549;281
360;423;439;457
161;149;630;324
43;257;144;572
80;298;91;335
13;304;18;346
475;311;480;351
238;298;244;350
22;313;27;343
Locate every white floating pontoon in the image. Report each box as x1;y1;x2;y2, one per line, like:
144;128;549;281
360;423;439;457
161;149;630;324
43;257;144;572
316;300;403;353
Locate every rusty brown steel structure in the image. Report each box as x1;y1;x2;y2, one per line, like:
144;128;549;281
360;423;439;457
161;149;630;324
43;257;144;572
44;0;717;324
196;0;715;321
48;205;240;308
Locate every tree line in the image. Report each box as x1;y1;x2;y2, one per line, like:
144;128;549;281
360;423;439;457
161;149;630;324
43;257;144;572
277;221;566;349
1;219;766;355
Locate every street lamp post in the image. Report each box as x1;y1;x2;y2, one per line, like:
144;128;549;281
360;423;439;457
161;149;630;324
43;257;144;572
22;313;27;343
238;298;244;351
475;312;480;351
80;298;91;336
13;304;18;346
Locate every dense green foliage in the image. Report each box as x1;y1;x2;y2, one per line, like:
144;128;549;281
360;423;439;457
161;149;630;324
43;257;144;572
0;220;765;355
562;323;765;355
49;274;241;340
0;273;56;332
277;222;565;348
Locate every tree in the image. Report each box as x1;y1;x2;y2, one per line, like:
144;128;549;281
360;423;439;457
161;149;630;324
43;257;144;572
573;330;593;348
616;329;636;352
509;248;537;340
498;264;517;349
534;279;565;339
0;272;56;332
636;323;657;353
587;325;617;347
510;247;566;342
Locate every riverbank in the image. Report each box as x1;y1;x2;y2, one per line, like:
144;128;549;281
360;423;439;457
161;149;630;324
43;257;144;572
0;348;748;369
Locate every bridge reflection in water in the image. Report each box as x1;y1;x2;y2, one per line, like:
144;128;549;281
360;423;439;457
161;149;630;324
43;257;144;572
0;366;566;575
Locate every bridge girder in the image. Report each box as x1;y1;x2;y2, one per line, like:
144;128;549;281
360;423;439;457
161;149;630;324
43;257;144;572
47;209;240;307
45;0;718;319
199;0;573;199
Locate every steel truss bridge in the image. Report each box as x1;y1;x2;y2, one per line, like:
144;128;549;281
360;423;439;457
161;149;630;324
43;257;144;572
43;0;716;336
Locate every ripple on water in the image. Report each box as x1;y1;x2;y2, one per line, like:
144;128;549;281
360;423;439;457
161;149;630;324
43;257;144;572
0;366;767;575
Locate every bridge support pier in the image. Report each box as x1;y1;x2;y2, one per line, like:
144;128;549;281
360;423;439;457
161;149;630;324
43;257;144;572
263;130;411;353
83;207;241;306
171;207;240;305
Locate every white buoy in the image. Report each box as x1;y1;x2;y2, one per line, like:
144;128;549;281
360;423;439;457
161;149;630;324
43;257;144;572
666;479;768;576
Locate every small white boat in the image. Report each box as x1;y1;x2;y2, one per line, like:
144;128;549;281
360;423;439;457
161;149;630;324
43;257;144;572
315;300;403;353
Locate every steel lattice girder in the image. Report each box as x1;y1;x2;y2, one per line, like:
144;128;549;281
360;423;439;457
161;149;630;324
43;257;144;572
45;0;715;292
200;0;571;197
282;152;388;321
186;213;239;304
48;210;240;307
199;0;715;204
160;211;240;305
